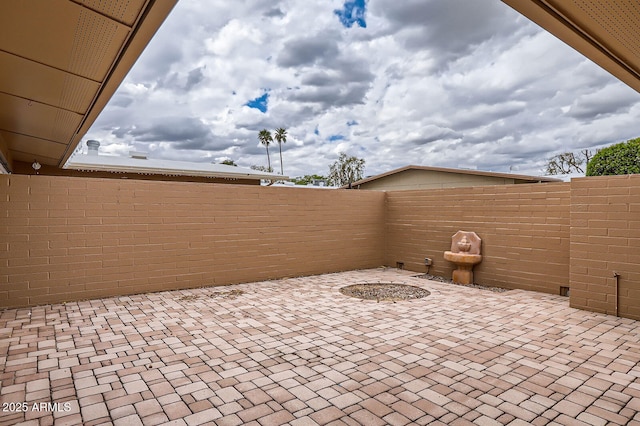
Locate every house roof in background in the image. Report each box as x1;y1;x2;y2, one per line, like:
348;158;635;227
348;165;561;188
65;151;286;181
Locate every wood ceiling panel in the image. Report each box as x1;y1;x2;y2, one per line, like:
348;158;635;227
79;0;148;26
59;0;179;166
0;51;100;114
545;0;640;75
502;0;640;93
0;0;130;81
68;7;132;81
59;73;102;114
0;93;82;144
0;0;177;171
2;131;67;166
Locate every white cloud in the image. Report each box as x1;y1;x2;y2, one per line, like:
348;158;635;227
84;0;640;178
205;19;264;57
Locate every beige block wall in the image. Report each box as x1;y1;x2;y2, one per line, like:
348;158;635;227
3;173;639;320
0;175;385;308
385;183;571;294
570;175;640;319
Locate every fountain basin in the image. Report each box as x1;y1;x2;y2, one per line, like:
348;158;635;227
444;231;482;285
444;251;482;285
443;252;482;266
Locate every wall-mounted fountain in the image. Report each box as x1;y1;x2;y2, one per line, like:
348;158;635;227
444;231;482;285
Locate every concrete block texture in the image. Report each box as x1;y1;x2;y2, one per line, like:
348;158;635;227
570;175;640;319
2;174;639;321
385;183;571;295
0;175;385;307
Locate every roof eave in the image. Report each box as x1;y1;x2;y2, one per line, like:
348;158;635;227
501;0;640;94
59;0;179;167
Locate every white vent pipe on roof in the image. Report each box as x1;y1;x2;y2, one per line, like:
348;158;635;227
87;140;100;156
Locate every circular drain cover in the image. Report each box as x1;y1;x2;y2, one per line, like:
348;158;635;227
340;283;430;301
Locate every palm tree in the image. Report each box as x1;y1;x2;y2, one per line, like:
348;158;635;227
274;127;287;175
258;129;273;172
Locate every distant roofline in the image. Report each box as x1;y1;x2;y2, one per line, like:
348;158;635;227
64;152;288;181
346;165;561;188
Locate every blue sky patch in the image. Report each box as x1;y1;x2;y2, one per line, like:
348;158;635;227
328;134;345;142
314;126;320;136
334;0;367;28
245;92;269;113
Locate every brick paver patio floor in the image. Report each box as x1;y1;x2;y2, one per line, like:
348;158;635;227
1;268;640;425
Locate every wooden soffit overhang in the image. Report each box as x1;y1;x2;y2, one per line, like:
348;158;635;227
502;0;640;94
0;0;177;172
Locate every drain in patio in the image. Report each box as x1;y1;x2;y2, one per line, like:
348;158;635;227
339;282;430;301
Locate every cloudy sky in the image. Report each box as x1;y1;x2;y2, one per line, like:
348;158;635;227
84;0;640;178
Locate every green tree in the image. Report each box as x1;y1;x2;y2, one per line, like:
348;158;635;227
250;164;273;173
220;159;237;166
291;174;327;185
586;137;640;176
327;152;365;187
258;129;273;172
274;128;287;175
